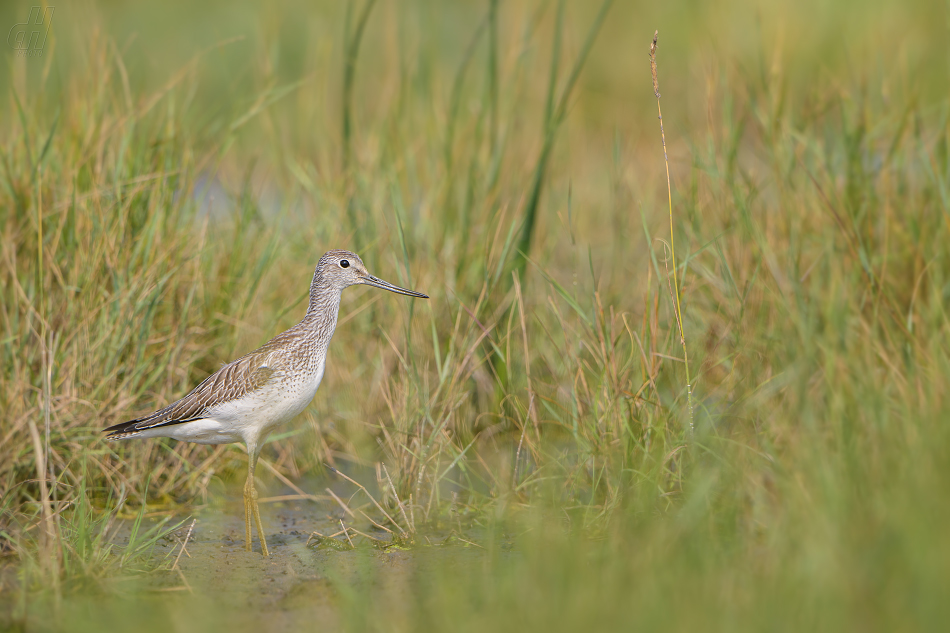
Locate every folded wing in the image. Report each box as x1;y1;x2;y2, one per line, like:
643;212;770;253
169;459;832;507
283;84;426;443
104;353;278;439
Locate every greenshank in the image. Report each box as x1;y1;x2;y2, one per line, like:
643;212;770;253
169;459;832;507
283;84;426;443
104;249;428;556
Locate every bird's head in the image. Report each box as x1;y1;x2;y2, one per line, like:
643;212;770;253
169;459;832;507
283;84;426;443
316;250;428;298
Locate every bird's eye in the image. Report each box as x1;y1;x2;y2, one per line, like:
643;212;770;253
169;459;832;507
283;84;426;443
340;260;350;268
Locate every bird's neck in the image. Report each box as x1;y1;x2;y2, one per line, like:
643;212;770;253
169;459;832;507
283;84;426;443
302;278;342;344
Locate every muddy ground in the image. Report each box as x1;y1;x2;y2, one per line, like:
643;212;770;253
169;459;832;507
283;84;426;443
3;478;495;632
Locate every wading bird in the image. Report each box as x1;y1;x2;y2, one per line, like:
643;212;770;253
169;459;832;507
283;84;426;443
104;250;428;556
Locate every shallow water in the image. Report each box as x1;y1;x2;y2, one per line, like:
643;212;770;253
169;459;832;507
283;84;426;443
64;478;492;632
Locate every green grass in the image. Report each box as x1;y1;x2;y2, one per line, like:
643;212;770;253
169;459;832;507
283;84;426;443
2;0;950;630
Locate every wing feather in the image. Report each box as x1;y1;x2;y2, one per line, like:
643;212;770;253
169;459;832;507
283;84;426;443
104;351;279;437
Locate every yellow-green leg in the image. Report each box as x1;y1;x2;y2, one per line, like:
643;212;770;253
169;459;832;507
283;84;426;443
243;445;269;557
244;479;252;550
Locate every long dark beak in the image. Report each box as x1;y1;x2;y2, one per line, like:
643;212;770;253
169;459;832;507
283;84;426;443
361;274;429;299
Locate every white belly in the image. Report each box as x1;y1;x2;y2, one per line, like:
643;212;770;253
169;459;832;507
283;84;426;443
145;360;326;446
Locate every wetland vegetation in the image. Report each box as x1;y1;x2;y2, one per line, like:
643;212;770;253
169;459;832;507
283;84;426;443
2;0;949;630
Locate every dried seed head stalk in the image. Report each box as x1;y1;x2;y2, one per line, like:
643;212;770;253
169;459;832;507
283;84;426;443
650;30;660;98
649;29;694;434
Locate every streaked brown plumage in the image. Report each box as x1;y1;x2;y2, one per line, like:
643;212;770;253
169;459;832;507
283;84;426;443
104;249;428;556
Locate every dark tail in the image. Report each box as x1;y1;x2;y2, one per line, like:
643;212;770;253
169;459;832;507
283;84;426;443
103;419;144;441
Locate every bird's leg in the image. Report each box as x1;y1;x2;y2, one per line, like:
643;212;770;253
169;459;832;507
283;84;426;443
243;470;253;552
251;484;269;558
244;444;269;557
